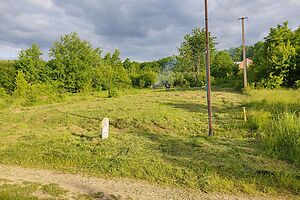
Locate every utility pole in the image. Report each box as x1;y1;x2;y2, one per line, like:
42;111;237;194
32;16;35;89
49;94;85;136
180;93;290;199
204;0;213;136
238;17;248;88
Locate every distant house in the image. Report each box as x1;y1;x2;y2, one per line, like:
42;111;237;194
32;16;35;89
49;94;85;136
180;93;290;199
235;58;253;70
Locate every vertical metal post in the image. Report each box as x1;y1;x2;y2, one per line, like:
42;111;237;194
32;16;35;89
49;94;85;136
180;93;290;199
204;0;213;136
239;17;248;88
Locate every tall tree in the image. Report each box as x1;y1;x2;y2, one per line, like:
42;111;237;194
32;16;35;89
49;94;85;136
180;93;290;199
16;43;45;84
49;32;102;92
252;22;296;87
176;28;216;86
176;28;216;73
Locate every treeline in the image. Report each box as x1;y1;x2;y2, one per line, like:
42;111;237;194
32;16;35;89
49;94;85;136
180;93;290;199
0;33;176;98
0;21;299;100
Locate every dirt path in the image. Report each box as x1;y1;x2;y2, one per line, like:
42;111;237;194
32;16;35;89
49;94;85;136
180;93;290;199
0;164;290;200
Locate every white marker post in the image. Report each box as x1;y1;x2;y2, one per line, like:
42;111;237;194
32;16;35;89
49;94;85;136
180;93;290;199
101;118;109;139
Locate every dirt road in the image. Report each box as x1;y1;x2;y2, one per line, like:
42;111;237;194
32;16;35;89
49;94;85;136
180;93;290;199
0;164;290;200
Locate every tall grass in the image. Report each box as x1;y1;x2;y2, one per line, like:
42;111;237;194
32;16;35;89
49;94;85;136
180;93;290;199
246;89;300;165
263;113;300;164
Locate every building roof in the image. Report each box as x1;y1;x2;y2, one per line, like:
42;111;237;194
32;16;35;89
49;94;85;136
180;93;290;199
237;58;253;70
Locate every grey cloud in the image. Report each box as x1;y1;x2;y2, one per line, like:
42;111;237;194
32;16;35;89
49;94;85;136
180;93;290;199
0;0;299;61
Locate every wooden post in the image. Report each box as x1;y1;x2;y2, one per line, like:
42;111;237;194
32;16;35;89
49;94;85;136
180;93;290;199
238;17;248;89
242;107;247;122
204;0;213;136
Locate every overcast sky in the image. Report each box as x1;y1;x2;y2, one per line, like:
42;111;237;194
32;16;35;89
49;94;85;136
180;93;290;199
0;0;299;61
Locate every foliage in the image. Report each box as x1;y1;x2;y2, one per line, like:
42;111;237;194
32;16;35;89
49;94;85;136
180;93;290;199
123;59;159;88
49;32;102;92
0;60;16;93
211;51;238;79
92;64;131;92
294;80;300;89
16;43;45;84
172;72;188;87
176;28;216;75
227;46;254;62
175;28;216;87
14;70;29;97
249;22;299;88
108;87;119;98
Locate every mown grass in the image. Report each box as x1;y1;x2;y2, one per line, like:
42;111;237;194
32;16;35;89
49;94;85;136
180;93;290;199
0;88;299;196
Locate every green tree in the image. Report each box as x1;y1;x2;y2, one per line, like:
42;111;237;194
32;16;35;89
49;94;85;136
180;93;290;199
211;51;237;79
140;61;160;73
228;46;254;62
176;28;216;87
16;43;45;83
176;28;216;74
14;70;29;97
49;32;102;92
289;26;300;87
92;64;131;92
0;60;17;93
251;22;296;88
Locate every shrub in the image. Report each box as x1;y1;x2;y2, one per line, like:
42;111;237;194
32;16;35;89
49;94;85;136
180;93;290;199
27;83;64;105
294;80;300;89
0;88;7;97
108;87;119;98
14;71;29;97
0;60;17;93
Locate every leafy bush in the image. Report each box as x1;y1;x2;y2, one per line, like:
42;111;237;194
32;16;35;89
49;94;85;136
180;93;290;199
14;71;29;97
0;60;17;93
294;80;300;89
0;88;7;97
172;72;188;87
108;87;119;98
92;64;131;91
130;70;157;88
13;72;64;105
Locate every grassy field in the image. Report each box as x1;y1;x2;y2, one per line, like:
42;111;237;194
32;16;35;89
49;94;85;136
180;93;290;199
0;88;299;196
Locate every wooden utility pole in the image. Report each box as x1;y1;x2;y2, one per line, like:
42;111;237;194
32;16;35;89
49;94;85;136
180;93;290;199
238;17;248;88
204;0;213;136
